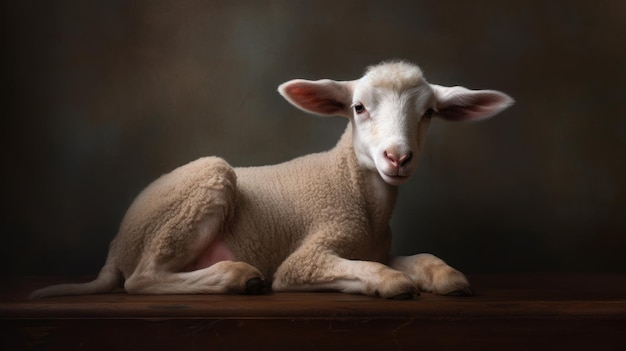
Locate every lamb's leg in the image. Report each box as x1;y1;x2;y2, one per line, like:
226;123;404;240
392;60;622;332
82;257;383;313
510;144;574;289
389;253;474;296
273;251;418;299
124;216;266;295
119;157;266;295
125;261;266;294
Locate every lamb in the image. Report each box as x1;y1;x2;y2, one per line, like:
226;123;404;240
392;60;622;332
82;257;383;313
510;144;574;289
30;60;513;299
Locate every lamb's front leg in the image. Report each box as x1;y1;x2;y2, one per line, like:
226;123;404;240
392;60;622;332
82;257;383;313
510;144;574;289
273;250;418;299
389;253;474;296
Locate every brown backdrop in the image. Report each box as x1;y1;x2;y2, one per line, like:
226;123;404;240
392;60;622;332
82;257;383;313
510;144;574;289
3;0;625;275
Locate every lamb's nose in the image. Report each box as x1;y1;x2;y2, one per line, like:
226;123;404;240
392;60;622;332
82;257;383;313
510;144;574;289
384;150;413;169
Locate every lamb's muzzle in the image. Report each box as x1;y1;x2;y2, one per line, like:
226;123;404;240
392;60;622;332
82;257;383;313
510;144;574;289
383;149;413;173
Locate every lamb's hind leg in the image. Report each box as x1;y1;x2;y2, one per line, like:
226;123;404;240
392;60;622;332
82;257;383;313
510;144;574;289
121;157;265;295
389;253;474;296
125;216;266;295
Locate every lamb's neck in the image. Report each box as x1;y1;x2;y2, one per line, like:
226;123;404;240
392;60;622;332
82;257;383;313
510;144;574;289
332;124;399;224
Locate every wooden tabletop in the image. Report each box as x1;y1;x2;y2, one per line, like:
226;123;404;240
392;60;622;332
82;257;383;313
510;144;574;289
2;273;626;350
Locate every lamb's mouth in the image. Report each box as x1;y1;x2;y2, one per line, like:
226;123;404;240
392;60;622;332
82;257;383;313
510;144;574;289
380;172;412;185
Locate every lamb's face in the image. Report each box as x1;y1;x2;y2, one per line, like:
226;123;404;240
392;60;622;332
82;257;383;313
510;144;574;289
350;63;435;186
278;60;513;187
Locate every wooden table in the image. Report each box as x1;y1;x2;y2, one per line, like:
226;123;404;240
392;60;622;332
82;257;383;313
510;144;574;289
2;273;625;350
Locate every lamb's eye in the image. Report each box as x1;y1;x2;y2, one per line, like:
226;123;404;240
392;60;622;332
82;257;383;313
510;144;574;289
353;103;366;114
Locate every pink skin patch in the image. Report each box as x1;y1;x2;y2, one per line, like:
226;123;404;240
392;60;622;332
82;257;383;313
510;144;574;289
189;239;235;271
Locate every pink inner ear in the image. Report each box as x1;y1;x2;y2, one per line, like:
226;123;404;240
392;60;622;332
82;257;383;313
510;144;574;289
438;104;493;121
284;83;347;115
438;92;512;121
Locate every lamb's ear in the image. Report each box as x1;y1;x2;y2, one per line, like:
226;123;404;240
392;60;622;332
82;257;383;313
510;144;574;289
430;84;514;121
278;79;354;118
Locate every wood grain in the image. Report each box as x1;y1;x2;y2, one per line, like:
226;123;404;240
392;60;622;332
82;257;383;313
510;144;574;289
2;273;625;350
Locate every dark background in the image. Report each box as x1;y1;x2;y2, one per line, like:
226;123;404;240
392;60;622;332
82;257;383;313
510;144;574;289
3;0;625;276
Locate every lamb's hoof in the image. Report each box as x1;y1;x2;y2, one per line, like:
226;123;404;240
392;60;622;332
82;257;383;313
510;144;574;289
244;277;268;295
445;286;475;297
388;291;418;300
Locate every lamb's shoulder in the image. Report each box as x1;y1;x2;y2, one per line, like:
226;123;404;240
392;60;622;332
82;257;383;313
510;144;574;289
226;150;366;275
234;148;363;217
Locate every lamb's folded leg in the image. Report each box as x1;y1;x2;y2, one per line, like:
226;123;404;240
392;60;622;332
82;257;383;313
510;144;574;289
118;156;267;295
124;260;266;294
123;213;267;295
389;253;474;296
273;250;418;299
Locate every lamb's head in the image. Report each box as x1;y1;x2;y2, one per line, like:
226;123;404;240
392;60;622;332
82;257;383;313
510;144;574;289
278;61;514;186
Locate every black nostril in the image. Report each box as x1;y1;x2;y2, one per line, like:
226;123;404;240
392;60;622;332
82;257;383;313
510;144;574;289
399;151;413;168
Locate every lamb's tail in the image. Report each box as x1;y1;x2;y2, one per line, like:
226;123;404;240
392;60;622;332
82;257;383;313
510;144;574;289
29;257;122;299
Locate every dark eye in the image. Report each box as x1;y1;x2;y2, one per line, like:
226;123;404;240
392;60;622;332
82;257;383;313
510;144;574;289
353;103;366;114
